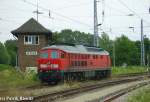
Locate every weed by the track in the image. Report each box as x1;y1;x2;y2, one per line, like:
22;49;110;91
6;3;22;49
128;85;150;102
0;64;39;90
112;66;147;76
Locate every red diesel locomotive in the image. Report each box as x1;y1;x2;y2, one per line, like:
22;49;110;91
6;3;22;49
38;44;111;83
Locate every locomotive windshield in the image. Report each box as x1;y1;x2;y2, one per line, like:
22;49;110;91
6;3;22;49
51;51;58;58
40;52;48;58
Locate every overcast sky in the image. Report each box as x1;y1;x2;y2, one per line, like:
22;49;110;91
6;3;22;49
0;0;150;43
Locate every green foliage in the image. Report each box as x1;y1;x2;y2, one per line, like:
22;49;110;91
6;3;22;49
112;66;147;76
100;33;113;52
99;33;114;63
50;29;93;46
0;64;13;71
5;40;17;66
0;42;10;64
0;65;39;89
115;35;139;66
128;86;150;102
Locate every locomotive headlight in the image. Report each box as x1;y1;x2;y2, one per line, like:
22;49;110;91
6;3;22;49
51;64;59;68
40;64;48;68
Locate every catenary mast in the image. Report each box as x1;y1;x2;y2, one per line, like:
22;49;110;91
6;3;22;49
93;0;99;47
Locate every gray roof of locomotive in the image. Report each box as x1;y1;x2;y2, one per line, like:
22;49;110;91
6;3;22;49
42;45;109;55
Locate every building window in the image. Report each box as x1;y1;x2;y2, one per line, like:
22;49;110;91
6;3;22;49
24;35;39;45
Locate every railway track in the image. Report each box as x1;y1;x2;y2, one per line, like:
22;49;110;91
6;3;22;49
103;81;150;102
24;72;150;90
22;74;150;102
88;80;150;102
0;72;147;93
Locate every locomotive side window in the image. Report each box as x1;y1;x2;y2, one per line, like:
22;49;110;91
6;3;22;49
61;53;65;58
75;54;77;59
100;55;103;59
40;52;48;58
77;61;81;66
88;55;90;59
71;61;74;66
93;55;98;59
81;61;84;66
75;61;78;66
85;55;87;59
81;55;84;59
51;51;58;58
93;55;95;59
83;61;87;66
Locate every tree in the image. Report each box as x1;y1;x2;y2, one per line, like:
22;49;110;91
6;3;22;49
5;40;17;66
115;35;139;66
99;33;113;52
51;29;93;46
99;33;114;64
0;42;10;64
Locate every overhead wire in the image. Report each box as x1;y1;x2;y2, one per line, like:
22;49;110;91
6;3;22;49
0;0;92;32
117;0;150;26
2;0;150;35
53;1;92;11
21;0;92;28
41;15;89;30
0;17;19;24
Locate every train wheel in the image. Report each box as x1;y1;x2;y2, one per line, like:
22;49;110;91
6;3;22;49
106;70;111;78
41;80;45;84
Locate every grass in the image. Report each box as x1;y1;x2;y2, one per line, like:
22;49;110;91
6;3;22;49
0;64;148;90
128;85;150;102
0;64;39;90
0;64;13;71
112;66;148;76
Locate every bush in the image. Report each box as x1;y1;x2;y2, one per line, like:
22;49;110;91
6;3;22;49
0;64;13;71
0;65;39;89
5;40;17;66
0;43;10;64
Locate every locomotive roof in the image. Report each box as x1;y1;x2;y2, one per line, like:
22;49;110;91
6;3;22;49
42;45;109;55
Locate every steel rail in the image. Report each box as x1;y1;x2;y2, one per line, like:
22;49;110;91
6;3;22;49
89;80;150;102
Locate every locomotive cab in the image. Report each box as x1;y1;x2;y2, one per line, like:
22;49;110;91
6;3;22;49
38;49;65;83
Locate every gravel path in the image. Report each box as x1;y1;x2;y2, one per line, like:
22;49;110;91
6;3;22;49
59;79;150;102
